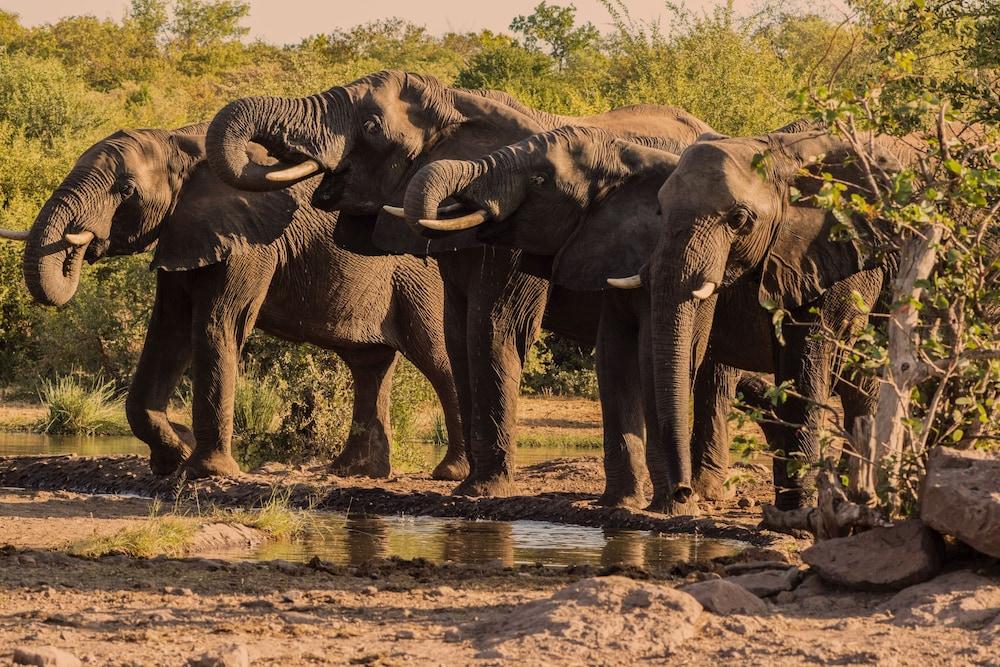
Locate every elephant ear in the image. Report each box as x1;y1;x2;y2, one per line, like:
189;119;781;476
152;163;295;271
758;203;868;310
551;176;664;291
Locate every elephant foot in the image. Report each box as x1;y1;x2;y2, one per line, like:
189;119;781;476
330;440;391;478
694;472;735;501
183;451;242;479
148;442;191;477
453;472;516;498
431;453;470;481
646;485;701;516
595;484;646;509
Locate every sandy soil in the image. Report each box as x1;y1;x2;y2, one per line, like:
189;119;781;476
1;462;998;666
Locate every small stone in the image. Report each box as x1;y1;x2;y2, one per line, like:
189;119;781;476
281;590;304;604
163;586;194;596
281;612;317;625
774;591;796;605
802;520;943;590
395;630;415;640
679;579;767;615
187;643;250;667
427;585;456;598
725;567;800;597
361;586;378;596
737;497;753;509
12;646;81;667
793;574;827;600
17;555;37;566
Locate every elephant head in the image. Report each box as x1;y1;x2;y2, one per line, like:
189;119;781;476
205;70;548;253
611;129;900;502
398;126;682;291
0;125;207;306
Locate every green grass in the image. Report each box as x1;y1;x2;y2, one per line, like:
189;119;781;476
233;362;283;435
516;433;603;449
36;373;127;436
70;500;196;558
206;490;309;541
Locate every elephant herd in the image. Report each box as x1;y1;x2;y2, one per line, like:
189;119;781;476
1;70;908;513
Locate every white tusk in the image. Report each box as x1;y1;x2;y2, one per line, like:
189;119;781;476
607;275;642;289
383;202;465;219
263;158;321;182
0;229;29;241
691;282;717;300
417;209;490;231
64;231;95;246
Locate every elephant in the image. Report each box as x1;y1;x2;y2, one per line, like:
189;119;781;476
1;122;467;480
399;125;816;510
602;128;904;509
204;70;714;502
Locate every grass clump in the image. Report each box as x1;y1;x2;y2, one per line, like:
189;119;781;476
233;361;283;435
208;491;308;541
70;515;195;559
37;372;126;435
517;433;602;449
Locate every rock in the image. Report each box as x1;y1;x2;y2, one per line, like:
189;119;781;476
774;591;795;604
466;576;702;662
163;586;194;596
882;570;1000;628
737;497;753;509
280;612;317;625
679;579;767;615
793;573;828;600
12;647;81;667
187;644;250;667
724;561;795;575
802;520;943;590
725;567;800;597
921;446;1000;558
188;523;267;554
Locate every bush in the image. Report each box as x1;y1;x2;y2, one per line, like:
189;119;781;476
37;372;125;435
233;361;283;435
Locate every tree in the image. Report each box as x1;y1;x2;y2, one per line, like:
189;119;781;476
510;2;599;71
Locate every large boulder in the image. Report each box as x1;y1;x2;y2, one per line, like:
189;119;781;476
881;570;1000;628
462;576;702;662
921;446;1000;558
802;519;943;590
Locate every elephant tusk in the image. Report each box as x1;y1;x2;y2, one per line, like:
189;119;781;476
691;282;717;300
417;209;490;231
263;159;321;183
607;275;642;289
64;231;95;246
0;228;29;241
383;202;465;219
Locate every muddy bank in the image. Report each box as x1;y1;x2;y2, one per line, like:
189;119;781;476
0;455;777;546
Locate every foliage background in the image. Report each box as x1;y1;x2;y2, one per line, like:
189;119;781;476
0;0;872;453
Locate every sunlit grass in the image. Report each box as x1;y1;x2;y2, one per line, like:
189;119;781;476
37;373;127;436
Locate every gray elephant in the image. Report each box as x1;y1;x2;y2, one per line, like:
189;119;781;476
0;123;466;480
604;129;898;509
400;125;819;510
204;70;713;502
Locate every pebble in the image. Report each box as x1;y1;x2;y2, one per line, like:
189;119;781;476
186;643;249;667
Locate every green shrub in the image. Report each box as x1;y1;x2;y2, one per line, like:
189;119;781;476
37;372;125;435
233;361;283;435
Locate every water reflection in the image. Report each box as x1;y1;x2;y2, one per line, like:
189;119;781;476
231;512;743;571
0;432;147;457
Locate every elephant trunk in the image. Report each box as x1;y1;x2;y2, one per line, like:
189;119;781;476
206;94;338;192
651;293;697;503
403;159;492;222
22;197;91;307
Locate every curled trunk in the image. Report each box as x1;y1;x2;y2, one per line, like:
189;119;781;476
403;159;490;223
22;198;90;307
206;95;335;192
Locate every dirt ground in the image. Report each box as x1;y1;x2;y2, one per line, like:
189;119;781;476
1;457;998;666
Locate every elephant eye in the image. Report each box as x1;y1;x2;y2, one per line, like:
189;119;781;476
728;205;754;231
363;116;383;135
529;174;546;187
117;180;136;198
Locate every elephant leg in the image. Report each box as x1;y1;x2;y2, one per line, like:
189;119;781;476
184;261;272;479
691;360;740;502
451;251;547;498
441;278;475;478
594;298;647;508
393;293;468;481
330;345;398;478
772;326;836;510
125;273;195;476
